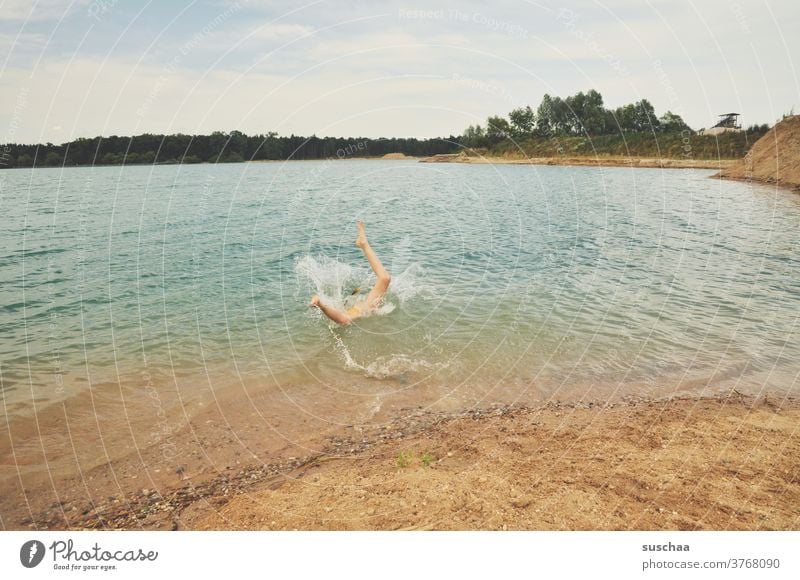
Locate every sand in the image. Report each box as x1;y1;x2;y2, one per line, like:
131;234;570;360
419;154;737;170
11;393;796;531
195;394;799;531
716;115;800;190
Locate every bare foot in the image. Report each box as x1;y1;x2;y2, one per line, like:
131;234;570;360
309;295;321;308
355;220;368;249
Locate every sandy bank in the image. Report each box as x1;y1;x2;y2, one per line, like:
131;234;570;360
419;154;737;170
27;393;798;531
716;115;800;190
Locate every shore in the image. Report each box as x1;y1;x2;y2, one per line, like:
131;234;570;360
715;115;800;191
418;153;738;170
12;392;797;531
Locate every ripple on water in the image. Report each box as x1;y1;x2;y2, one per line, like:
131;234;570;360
0;163;798;412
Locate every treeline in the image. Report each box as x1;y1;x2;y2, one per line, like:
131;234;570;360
462;89;769;148
489;131;766;160
0;90;772;168
0;131;459;168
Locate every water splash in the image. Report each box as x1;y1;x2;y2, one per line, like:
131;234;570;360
363;354;447;380
329;328;447;381
294;254;360;309
294;253;426;313
296;250;436;377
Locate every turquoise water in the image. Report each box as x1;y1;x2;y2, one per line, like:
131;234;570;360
2;160;799;418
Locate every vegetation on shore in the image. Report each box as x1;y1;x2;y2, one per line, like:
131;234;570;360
0;131;458;169
460;89;769;160
0;89;773;169
465;130;763;161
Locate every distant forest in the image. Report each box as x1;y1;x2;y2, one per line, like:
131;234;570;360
0;89;771;169
0;131;459;168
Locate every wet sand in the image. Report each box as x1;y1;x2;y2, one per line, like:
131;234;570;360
4;391;797;531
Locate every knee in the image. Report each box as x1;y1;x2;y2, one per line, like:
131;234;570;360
379;274;391;287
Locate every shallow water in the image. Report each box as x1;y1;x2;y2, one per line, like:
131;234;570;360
2;160;799;422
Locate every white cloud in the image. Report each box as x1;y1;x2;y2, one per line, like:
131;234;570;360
0;0;797;142
0;31;48;51
248;22;314;40
0;0;91;21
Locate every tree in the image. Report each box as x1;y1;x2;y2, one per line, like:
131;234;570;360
536;94;554;136
486;116;512;141
634;99;659;132
101;152;120;165
565;91;586;134
462;124;486;148
549;96;572;134
581;89;606;135
612;103;637;133
659;111;691;133
16;153;33;167
508;106;535;138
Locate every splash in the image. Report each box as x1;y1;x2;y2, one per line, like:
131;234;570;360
296;249;434;378
329;330;447;381
363;354;447;380
295;253;426;314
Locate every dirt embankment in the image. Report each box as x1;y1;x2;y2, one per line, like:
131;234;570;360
716;115;800;190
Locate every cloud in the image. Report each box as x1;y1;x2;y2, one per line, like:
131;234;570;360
248;22;314;40
1;0;797;142
0;32;48;51
0;0;91;21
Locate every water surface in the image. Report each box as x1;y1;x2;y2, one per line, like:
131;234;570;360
2;160;799;423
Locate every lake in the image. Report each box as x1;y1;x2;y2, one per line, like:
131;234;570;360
2;159;799;429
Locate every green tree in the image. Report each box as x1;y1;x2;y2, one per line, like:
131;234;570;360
565;91;585;134
581;89;606;135
44;151;62;166
508;106;535;138
634;99;659;132
550;96;571;134
659;111;691;133
462;124;486;148
486;116;512;142
536;94;554;135
16;153;34;167
613;103;637;133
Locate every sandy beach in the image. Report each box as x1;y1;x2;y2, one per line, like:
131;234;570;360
245;153;738;170
418;153;738;169
6;392;797;531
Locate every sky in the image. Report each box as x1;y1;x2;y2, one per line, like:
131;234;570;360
0;0;798;144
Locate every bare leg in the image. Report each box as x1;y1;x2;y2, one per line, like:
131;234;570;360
355;221;391;306
310;295;352;325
